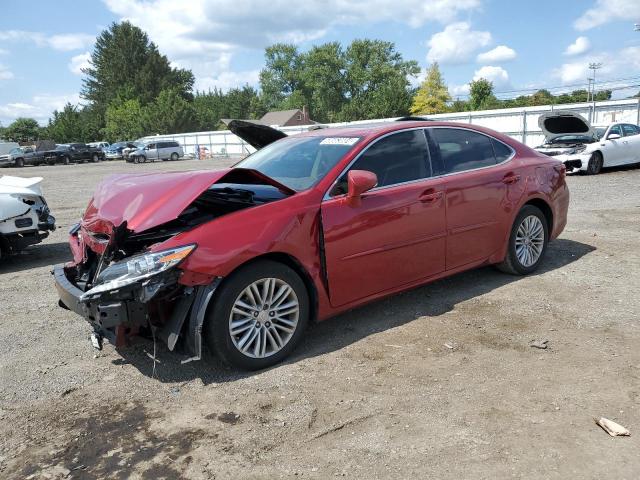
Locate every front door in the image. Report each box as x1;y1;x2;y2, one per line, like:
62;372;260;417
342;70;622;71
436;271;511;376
321;129;446;307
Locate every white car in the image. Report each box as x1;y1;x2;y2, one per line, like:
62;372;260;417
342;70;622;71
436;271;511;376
534;111;640;174
0;176;56;259
87;142;110;150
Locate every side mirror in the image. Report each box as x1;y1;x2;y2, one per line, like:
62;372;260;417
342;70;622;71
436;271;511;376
608;133;621;140
346;170;377;205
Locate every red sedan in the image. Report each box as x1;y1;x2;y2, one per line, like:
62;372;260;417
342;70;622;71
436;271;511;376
54;120;569;370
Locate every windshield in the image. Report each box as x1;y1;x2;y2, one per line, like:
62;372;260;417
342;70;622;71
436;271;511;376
9;147;23;155
235;135;360;191
55;144;69;151
595;127;607;140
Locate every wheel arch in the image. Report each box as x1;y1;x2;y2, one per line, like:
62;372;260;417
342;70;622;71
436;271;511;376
523;197;553;232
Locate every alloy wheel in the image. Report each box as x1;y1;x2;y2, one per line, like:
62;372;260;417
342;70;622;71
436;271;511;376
228;278;300;359
515;215;545;267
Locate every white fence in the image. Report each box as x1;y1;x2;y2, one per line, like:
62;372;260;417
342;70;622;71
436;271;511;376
140;98;640;157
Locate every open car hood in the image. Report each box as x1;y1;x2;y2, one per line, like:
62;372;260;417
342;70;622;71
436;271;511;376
224;119;287;150
82;168;295;233
538;110;596;141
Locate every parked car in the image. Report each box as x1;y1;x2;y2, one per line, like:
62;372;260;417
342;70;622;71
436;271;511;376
103;141;137;160
534;111;640;174
122;142;144;161
0;146;46;167
54;119;569;370
88;142;110;150
127;140;184;163
0;175;55;259
43;143;105;165
0;142;20;156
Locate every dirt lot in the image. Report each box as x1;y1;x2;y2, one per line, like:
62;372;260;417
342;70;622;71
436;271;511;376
0;158;639;479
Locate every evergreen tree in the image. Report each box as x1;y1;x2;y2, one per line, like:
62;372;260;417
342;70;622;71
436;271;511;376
410;63;451;115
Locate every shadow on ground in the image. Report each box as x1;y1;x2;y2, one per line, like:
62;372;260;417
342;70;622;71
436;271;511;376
112;238;595;384
0;242;71;274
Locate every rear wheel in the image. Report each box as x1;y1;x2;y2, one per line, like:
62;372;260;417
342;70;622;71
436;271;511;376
586;151;603;175
205;260;309;370
497;205;548;275
170;152;179;161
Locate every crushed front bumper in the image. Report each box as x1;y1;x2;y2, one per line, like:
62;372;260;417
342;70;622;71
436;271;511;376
53;264;221;361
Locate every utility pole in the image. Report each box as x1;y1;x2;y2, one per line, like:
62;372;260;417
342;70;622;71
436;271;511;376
587;78;593;102
589;62;602;122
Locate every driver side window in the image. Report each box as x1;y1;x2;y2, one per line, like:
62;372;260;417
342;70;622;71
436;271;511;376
330;130;430;196
608;125;622;138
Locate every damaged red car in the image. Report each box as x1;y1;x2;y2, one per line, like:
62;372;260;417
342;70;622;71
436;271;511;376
54;120;569;370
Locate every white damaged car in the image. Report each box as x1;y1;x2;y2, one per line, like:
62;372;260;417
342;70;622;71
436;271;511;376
534;110;640;174
0;176;56;259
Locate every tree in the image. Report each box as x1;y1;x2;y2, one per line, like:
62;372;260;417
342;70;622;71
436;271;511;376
82;21;194;114
410;63;450;115
259;44;303;112
144;88;196;134
299;42;346;122
45;104;84;142
4;118;41;143
468;78;495;110
104;99;146;141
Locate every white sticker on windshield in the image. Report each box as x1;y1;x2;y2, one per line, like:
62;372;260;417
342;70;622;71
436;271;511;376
320;137;359;146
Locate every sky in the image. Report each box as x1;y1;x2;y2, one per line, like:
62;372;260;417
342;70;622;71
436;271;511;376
1;0;640;126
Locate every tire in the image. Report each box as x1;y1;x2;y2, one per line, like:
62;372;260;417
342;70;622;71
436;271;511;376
15;158;24;168
91;154;99;163
63;156;70;165
497;205;549;275
205;260;309;370
586;151;603;175
170;152;179;161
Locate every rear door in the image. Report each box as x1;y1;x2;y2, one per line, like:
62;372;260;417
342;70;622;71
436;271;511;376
321;129;447;307
426;127;524;271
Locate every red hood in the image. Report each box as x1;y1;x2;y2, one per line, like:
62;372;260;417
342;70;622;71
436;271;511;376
82;169;231;233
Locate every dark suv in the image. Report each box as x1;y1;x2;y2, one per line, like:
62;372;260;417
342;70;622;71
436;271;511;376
43;144;105;165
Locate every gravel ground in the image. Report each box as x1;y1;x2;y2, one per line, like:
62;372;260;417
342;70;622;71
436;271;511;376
0;159;639;479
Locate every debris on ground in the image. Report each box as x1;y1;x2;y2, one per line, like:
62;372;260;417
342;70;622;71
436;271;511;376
595;417;630;437
530;340;549;349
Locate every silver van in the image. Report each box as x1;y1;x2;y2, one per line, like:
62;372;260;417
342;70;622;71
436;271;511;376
128;140;184;163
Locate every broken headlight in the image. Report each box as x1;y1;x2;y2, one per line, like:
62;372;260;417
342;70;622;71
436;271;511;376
80;244;196;300
567;145;587;155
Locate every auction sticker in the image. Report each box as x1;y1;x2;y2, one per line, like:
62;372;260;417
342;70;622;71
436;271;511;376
320;137;359;146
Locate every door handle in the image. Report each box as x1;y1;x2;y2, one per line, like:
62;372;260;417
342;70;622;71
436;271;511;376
419;191;443;203
502;174;520;185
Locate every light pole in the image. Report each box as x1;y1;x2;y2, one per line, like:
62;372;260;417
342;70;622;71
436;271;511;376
589;62;602;121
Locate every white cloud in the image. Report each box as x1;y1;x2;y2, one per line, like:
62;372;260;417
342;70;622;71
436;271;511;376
476;45;516;63
69;52;91;75
0;64;13;80
0;93;81;125
564;36;591;56
426;22;492;65
103;0;481;93
195;70;261;92
0;31;94;51
450;83;470;97
473;65;510;88
575;0;640;30
553;47;640;85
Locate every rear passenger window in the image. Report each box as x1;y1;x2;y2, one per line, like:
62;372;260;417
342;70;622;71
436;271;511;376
622;124;640;136
330;129;429;196
492;139;513;163
430;128;497;174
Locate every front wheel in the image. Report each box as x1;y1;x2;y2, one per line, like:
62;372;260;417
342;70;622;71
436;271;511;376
205;260;309;370
586;152;603;175
91;154;99;163
497;205;548;275
63;156;70;165
15;158;24;168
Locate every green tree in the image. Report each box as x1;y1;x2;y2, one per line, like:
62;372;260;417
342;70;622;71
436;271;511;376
143;88;196;134
4;118;41;142
259;44;302;111
82;21;194;114
299;42;346;122
45;104;85;142
410;63;450;115
104;99;146;141
468;78;495;110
